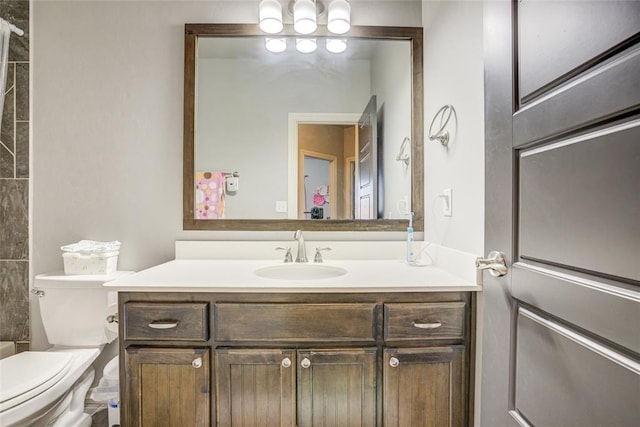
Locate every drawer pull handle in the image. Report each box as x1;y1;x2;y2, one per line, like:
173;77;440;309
148;320;180;329
301;358;311;369
412;321;442;329
281;357;292;368
192;357;202;369
389;357;400;368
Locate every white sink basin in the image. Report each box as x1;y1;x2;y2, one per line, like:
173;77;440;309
254;264;347;281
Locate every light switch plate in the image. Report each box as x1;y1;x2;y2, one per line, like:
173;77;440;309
275;201;287;213
443;188;452;216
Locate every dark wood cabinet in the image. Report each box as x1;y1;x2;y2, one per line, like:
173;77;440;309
383;346;466;427
124;346;210;426
214;347;377;427
297;348;377;426
215;348;296;427
120;292;474;427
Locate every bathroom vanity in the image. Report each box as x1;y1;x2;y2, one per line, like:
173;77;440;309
107;244;481;427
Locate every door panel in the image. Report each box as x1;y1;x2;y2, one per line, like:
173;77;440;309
518;0;640;102
513;46;640;146
215;349;296;427
512;264;640;354
383;347;466;427
124;347;210;427
297;348;376;427
519;122;640;281
515;308;640;427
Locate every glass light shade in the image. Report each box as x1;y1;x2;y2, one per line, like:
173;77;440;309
296;38;317;53
294;0;317;34
265;37;287;53
327;0;351;34
259;0;283;34
326;38;347;53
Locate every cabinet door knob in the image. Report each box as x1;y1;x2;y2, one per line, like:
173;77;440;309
192;357;202;369
281;357;292;368
301;358;311;369
389;357;400;368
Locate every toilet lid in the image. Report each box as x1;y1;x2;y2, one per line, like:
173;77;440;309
0;351;73;412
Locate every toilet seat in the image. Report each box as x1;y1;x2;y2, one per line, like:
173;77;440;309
0;348;100;427
0;352;73;412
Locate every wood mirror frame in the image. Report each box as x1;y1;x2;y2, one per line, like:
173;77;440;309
183;24;423;231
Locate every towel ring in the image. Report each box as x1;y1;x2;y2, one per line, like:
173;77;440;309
428;105;456;147
396;137;411;166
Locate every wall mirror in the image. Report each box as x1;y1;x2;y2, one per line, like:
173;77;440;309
184;24;423;231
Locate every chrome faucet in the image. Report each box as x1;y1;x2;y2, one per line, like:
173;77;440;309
293;230;308;263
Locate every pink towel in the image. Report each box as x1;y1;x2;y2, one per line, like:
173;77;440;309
195;172;225;219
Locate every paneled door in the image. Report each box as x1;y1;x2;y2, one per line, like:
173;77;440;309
215;349;296;427
124;347;210;426
356;96;378;219
482;1;640;426
297;348;377;426
383;347;466;427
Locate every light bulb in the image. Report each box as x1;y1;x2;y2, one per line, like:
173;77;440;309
296;38;317;53
259;0;283;34
294;0;317;34
265;37;287;53
327;0;350;34
326;38;347;53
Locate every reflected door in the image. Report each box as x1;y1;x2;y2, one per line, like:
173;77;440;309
356;96;378;219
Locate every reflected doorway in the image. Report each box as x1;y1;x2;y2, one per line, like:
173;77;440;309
288;113;361;219
297;121;356;219
301;155;334;219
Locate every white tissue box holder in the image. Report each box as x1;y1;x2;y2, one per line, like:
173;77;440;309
62;251;119;275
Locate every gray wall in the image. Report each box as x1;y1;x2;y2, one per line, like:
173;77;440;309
31;0;423;352
0;0;29;355
422;1;485;256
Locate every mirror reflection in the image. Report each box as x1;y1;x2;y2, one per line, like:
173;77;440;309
195;36;412;220
184;25;423;232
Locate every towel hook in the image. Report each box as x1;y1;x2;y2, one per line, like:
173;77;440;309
428;105;456;147
395;137;411;166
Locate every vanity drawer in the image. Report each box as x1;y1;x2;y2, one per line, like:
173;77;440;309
215;303;376;342
123;302;209;341
384;302;466;341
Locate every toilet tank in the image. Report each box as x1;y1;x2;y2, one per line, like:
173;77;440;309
34;271;131;347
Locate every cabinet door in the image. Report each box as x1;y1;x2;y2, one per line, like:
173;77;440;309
216;349;296;427
124;347;210;427
297;348;377;427
383;346;466;427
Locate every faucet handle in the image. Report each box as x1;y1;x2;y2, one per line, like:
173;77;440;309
276;247;293;263
314;247;331;263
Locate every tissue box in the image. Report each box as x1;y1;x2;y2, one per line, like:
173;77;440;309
63;251;119;275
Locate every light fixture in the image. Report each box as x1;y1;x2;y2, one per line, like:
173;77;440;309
259;0;283;34
327;0;350;34
326;38;347;53
293;0;317;34
296;38;317;53
265;37;287;53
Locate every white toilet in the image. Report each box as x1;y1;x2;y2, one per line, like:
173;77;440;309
0;271;129;427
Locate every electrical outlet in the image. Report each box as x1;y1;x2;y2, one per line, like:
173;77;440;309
442;188;452;216
275;201;287;213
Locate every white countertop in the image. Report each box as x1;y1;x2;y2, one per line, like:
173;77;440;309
104;259;481;293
